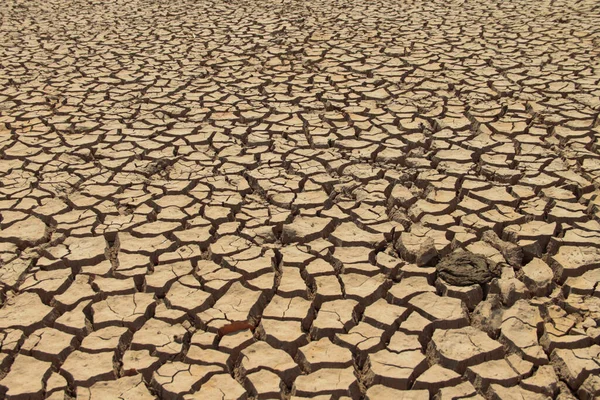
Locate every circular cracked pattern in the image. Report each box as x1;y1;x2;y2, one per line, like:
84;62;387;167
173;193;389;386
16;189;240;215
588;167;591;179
1;0;600;399
436;251;501;286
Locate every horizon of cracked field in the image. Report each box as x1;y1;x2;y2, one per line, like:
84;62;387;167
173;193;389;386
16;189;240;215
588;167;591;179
0;0;600;398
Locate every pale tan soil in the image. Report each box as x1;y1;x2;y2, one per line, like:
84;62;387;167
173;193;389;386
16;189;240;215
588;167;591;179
0;0;599;398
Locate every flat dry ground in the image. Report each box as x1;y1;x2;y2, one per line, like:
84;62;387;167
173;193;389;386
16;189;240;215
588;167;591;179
0;0;599;398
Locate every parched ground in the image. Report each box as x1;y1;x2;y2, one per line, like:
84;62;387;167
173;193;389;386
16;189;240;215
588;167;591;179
0;0;599;398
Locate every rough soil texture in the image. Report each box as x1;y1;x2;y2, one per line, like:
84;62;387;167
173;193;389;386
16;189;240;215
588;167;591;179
436;251;500;286
0;0;599;399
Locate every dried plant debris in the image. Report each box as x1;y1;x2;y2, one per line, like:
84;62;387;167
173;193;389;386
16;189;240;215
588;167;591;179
436;251;501;286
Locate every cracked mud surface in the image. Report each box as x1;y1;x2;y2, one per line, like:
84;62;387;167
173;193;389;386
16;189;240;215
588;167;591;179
0;0;600;398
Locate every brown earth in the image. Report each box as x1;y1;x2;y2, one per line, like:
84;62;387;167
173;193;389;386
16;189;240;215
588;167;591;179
0;0;599;398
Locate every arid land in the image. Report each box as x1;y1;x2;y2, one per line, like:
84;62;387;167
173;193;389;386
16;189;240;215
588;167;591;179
0;0;600;398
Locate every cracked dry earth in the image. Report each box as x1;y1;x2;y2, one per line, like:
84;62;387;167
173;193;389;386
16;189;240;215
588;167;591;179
1;0;600;399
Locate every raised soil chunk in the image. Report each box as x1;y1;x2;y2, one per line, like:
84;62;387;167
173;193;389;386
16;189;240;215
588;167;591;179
77;374;155;400
54;299;92;336
0;216;47;246
578;374;600;400
520;258;554;296
520;364;559;397
258;318;308;353
310;299;358;339
427;326;504;373
342;273;388;303
481;230;523;267
408;292;469;329
238;341;300;385
366;385;429;400
183;373;247;400
262;295;312;325
62;235;107;268
46;372;68;396
362;299;409;329
435;278;483;311
151;362;223;400
488;384;547;400
281;216;333;244
165;280;213;313
387;276;436;304
465;355;533;392
61;350;117;387
91;292;156;330
435;381;483;400
277;267;310;298
130;318;188;358
122;349;161;380
20;327;77;363
80;326;131;353
396;233;438;266
330;221;386;248
412;364;462;394
399;312;434;340
335;322;386;360
550;246;600;282
499;300;546;364
387;331;422;353
54;274;97;310
296;337;354;373
0;292;55;333
145;260;194;295
551;345;600;390
0;354;52;398
196;282;263;332
244;369;282;399
292;366;360;398
363;349;428;389
185;346;229;368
